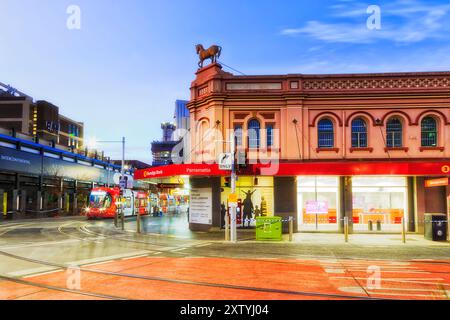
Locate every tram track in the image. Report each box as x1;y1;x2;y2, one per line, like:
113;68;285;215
1;220;449;300
80;221;450;269
0;249;382;300
0;274;128;300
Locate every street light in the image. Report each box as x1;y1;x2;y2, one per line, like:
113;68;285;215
86;137;126;185
86;137;127;229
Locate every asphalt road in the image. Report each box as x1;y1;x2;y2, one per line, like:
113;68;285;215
0;216;449;300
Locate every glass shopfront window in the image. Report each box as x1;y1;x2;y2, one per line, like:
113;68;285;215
352;177;408;232
297;177;339;231
221;176;274;229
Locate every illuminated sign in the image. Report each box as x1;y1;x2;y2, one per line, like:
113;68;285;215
425;178;449;188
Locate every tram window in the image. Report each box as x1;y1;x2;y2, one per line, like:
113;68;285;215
125;197;132;208
104;195;112;208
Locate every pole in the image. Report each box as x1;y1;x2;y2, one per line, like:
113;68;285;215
225;210;230;241
121;137;125;231
137;212;141;234
289;216;294;242
2;192;6;217
402;217;406;244
344;217;349;243
230;132;237;243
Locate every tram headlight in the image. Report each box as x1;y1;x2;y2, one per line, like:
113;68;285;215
85;207;91;213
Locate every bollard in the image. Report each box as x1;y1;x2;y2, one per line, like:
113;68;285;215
225;213;230;242
137;212;141;234
3;192;7;217
289;216;294;242
344;217;349;243
401;217;406;244
121;208;125;231
377;220;382;231
368;220;373;232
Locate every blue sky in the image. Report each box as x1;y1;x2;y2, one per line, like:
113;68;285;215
1;0;450;164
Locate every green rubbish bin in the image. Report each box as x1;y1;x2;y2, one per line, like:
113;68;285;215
256;216;282;241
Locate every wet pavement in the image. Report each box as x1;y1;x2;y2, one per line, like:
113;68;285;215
0;215;449;300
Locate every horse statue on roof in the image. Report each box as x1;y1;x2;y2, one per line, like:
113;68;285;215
195;44;222;69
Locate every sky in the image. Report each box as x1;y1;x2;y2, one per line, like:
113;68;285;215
1;0;450;164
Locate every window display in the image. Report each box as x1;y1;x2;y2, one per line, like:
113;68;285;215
221;176;274;228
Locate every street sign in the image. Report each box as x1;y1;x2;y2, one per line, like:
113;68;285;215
218;153;233;171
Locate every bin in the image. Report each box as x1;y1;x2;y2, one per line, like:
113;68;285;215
256;216;282;241
424;214;448;241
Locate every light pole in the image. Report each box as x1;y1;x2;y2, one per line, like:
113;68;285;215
87;137;127;229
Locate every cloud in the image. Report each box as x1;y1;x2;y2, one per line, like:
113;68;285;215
281;0;450;44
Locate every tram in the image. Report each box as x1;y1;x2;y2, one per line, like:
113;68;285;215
85;187;149;219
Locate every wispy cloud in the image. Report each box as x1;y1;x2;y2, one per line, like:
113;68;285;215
281;0;450;44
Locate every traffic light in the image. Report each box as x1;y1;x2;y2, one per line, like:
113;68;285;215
224;177;231;188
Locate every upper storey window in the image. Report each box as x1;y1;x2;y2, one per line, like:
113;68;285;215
351;118;368;148
386;118;403;148
234;125;243;147
248;119;261;149
318;119;334;148
421;117;438;147
267;124;274;147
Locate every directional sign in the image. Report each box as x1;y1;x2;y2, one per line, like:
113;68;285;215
218;153;233;171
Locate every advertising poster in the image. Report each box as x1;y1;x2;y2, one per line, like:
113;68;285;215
305;200;329;214
189;188;212;225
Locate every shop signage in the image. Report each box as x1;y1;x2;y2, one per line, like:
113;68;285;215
425;178;449;188
305;201;329;214
189;188;212;225
135;161;450;180
157;183;184;189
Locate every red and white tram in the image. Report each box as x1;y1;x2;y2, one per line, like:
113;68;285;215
85;187;149;219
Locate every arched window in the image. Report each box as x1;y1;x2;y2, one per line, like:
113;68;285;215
421;117;438;147
248;119;260;149
351;118;368;148
267;124;274;147
318;119;334;148
386;118;403;148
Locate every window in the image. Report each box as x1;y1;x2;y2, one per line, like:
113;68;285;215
234;125;243;146
386;118;403;148
318;119;334;148
421;117;438;147
351;118;368;148
248;119;260;149
267;125;274;147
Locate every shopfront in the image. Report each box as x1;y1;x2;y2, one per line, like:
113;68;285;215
352;177;408;232
297;176;339;232
221;176;274;228
135;162;449;234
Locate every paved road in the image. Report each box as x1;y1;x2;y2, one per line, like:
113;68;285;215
0;216;449;300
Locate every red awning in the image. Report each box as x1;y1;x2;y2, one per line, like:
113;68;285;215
135;161;450;180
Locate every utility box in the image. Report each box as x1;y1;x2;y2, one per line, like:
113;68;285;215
424;214;448;241
256;216;282;241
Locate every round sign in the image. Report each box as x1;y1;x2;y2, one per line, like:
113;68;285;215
442;165;450;174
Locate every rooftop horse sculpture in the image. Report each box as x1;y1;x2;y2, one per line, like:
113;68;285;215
196;44;222;69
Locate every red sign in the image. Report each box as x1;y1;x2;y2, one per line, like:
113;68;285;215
425;178;450;188
134;164;226;180
134;161;450;180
